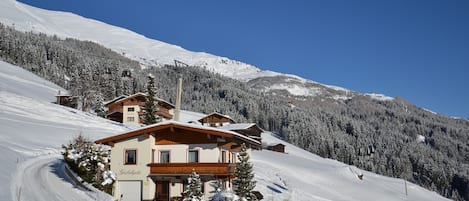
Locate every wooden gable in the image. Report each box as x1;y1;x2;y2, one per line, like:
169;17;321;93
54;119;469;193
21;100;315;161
233;125;262;138
122;93;146;106
198;113;235;124
153;127;219;145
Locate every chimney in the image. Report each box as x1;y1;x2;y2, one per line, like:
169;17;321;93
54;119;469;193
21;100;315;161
174;77;182;121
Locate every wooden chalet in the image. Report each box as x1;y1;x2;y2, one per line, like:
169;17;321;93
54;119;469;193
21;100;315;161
55;90;77;108
104;93;175;124
220;123;263;149
266;143;285;153
198;112;235;127
95;121;260;201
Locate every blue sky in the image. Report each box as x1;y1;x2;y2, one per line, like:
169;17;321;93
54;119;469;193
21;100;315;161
19;0;469;118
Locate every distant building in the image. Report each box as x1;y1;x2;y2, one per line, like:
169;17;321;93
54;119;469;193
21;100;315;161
220;123;263;149
104;93;174;125
198;112;235;127
55;90;78;108
266;143;285;153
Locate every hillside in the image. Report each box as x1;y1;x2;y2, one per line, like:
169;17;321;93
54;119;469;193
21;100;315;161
1;0;468;200
0;60;451;201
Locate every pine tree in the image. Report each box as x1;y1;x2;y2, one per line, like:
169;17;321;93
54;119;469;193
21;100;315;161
142;74;160;125
233;143;257;201
184;170;204;201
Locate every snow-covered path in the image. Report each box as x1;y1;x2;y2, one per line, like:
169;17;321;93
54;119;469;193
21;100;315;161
11;153;111;201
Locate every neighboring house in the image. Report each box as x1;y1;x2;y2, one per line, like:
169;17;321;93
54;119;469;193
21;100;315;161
54;90;78;108
95;120;260;201
220;123;263;149
266;143;285;153
104;93;175;124
198;112;235;127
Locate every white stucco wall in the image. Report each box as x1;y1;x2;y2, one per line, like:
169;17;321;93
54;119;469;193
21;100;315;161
111;134;155;200
152;143;219;163
122;105;141;124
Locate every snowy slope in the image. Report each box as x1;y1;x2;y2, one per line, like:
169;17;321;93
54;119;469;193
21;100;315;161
0;60;448;201
0;0;375;99
0;60;129;201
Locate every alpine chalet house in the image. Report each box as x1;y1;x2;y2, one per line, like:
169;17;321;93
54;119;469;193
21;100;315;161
95;120;261;201
198;113;262;148
54;90;78;108
104;93;175;125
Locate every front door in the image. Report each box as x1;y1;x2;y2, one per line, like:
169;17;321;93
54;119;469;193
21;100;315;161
156;181;170;201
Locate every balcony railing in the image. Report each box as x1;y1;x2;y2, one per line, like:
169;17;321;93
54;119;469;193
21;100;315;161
148;163;235;177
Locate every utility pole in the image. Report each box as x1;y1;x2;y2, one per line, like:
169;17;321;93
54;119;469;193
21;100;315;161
174;77;182;121
404;178;408;196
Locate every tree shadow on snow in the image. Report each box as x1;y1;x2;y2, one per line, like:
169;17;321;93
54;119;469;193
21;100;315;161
273;183;288;191
49;159;91;192
267;185;282;194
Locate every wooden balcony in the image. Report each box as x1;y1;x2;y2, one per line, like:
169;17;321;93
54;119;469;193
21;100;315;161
137;110;173;119
148;163;235;177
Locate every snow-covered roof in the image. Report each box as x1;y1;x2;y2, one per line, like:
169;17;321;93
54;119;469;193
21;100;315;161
95;120;260;146
219;123;257;131
114;92;146;104
198;112;235;122
104;93;174;108
178;110;207;123
54;90;71;97
155;97;175;108
103;95;128;106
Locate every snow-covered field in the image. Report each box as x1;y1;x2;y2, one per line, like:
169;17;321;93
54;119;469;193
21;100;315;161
0;59;449;201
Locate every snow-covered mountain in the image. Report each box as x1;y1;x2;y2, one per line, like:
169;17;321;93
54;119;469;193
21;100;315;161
0;0;380;100
0;56;449;201
0;0;277;80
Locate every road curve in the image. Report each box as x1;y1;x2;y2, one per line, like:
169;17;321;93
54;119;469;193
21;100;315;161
11;154;110;201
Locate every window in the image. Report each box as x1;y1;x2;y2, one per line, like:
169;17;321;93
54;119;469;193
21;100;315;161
221;150;226;163
127;117;134;122
189;150;199;163
160;151;170;163
231;153;236;163
127;107;135;112
125;150;137;165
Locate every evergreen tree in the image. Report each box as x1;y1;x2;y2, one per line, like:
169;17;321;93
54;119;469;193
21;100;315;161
142;74;160;125
233;143;257;201
93;92;106;117
184;170;204;201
